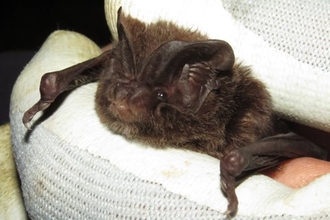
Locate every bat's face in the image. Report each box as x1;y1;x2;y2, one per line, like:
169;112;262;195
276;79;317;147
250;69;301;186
95;20;235;141
95;43;190;138
97;57;171;124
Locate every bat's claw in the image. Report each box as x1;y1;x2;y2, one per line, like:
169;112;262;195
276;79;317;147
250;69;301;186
22;100;51;130
23;122;32;130
224;210;233;220
223;200;238;219
22;111;34;130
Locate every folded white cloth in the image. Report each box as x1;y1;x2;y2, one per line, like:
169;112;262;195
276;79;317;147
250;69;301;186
10;0;330;219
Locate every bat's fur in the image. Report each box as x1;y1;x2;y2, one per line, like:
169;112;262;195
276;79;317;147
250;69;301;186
95;14;275;159
22;10;326;216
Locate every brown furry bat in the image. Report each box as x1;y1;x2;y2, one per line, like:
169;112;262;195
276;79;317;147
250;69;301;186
22;8;326;216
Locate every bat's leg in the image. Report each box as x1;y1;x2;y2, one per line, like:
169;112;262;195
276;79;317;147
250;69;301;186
22;51;111;128
220;132;327;216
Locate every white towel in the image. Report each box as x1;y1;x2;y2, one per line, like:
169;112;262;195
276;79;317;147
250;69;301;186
10;0;330;219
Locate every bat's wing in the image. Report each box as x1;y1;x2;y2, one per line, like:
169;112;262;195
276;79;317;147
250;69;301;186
220;132;327;216
22;8;134;129
22;51;111;128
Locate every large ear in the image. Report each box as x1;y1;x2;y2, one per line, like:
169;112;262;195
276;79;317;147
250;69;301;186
143;40;235;114
114;7;136;78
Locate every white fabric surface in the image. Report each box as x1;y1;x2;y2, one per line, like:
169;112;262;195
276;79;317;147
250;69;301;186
10;0;330;219
106;0;330;132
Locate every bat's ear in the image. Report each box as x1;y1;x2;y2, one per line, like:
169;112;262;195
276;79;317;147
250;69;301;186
160;40;235;113
116;7;128;42
115;7;136;76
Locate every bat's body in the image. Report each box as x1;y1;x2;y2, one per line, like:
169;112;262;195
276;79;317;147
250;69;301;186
95;14;274;158
23;9;327;217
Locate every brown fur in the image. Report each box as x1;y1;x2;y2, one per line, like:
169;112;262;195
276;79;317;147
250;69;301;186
21;12;326;217
95;15;275;159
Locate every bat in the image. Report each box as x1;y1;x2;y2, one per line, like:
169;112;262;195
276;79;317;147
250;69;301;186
22;8;327;217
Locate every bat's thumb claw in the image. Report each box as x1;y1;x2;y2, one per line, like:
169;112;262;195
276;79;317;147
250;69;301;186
223;199;238;219
224;209;234;220
22;112;34;130
23;122;32;130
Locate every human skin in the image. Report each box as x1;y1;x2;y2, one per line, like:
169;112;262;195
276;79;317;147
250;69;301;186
262;157;330;188
262;122;330;188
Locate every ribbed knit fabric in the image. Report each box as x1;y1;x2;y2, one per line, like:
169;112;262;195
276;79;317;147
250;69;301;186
222;0;329;73
10;0;330;219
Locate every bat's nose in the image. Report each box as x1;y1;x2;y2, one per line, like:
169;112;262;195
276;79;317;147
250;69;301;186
114;85;131;101
114;79;138;100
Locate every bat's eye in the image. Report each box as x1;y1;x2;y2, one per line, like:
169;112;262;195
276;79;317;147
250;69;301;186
157;90;167;102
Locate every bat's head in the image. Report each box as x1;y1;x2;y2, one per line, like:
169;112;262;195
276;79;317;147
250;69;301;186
95;9;236;145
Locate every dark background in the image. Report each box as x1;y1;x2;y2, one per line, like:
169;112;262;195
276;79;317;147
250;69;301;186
0;0;111;125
